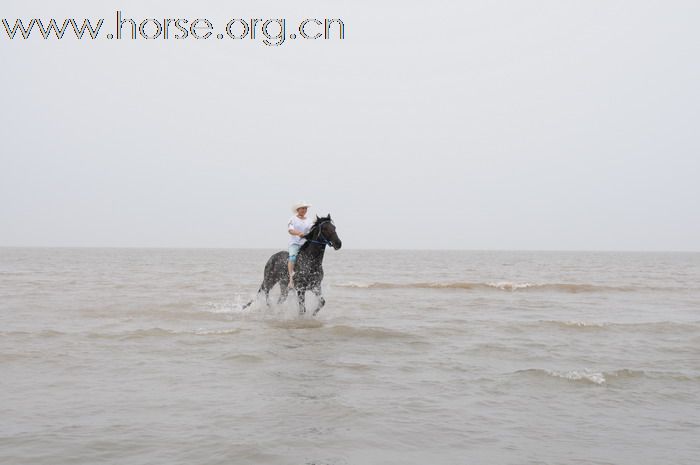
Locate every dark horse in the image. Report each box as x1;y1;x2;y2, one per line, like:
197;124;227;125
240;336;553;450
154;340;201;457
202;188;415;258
243;215;342;315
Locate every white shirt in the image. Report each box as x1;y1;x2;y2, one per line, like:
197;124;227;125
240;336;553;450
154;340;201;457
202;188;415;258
288;215;313;246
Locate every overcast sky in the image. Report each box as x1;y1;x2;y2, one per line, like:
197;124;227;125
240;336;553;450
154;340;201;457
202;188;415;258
1;0;698;250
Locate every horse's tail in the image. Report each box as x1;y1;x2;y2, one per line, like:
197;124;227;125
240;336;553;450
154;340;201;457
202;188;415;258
241;283;265;310
241;285;262;309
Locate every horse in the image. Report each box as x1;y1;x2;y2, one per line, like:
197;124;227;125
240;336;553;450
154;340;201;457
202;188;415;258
243;215;342;315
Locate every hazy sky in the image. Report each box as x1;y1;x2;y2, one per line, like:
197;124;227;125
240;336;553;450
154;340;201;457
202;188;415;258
2;1;698;250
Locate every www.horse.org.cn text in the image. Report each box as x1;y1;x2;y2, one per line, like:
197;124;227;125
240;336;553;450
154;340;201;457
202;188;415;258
1;11;346;47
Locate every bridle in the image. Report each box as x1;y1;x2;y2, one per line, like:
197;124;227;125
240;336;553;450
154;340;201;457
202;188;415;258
308;221;335;248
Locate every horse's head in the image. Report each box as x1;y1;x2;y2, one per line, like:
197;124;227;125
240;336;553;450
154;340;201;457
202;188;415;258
310;214;342;250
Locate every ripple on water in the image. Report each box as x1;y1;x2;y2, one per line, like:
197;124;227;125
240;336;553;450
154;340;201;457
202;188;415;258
265;319;324;330
325;325;417;340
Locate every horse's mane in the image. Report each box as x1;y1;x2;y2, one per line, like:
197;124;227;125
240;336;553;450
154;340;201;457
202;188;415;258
299;215;332;252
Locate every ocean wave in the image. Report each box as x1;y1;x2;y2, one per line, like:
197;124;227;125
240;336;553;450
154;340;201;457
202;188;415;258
84;327;242;340
516;368;609;385
194;328;241;336
515;368;699;385
221;353;265;363
0;329;67;338
116;328;180;340
542;320;607;329
537;320;700;333
334;281;638;293
322;361;374;371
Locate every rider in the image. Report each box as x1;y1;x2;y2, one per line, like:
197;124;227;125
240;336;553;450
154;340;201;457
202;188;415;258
288;201;313;288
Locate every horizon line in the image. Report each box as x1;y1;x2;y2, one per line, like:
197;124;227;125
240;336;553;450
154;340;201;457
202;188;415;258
1;245;699;254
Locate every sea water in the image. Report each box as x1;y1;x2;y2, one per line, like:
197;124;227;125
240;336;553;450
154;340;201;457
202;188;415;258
1;248;698;465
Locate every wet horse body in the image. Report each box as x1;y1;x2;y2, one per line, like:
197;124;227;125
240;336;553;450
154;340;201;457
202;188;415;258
245;215;342;315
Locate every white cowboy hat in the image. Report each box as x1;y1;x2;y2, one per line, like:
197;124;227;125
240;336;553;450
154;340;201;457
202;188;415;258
292;201;312;213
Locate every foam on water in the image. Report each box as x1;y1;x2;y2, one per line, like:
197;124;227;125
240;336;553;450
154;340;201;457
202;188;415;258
518;368;608;385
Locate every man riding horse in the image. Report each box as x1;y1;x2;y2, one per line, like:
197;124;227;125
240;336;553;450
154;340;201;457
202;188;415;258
243;204;342;316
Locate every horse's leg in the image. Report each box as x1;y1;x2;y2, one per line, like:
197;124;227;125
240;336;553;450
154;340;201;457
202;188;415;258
297;289;306;315
264;288;271;307
275;254;291;304
312;287;325;316
261;273;281;308
277;281;289;304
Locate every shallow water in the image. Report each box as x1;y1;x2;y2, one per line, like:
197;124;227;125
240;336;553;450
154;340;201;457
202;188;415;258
1;248;699;464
